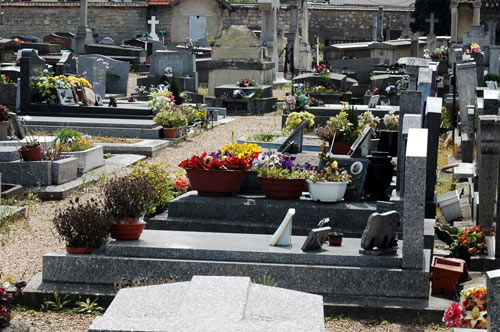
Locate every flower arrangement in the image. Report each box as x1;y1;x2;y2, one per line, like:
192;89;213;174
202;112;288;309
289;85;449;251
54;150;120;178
465;43;483;55
33;71;72;102
365;87;380;96
135;85;155;95
314;64;331;75
449;225;494;259
153;107;188;128
358;111;379;131
252;152;312;179
236;78;257;87
284;111;315;133
308;160;351;183
384;85;397;97
276;92;311;114
179;152;252;171
424;46;448;60
67;75;92;89
0;274;26;328
0;105;10;122
178;104;200;123
220;142;262;160
54;128;93;152
386;63;405;74
52;197;112;248
0;74;12;84
383;111;399;131
148;86;175;113
443;286;487;329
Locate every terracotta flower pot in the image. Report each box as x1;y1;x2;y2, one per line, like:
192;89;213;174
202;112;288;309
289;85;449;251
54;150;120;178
114;217;142;224
258;177;305;199
19;145;42;161
331;142;352;155
162;127;178;139
328;232;343;246
110;221;146;240
185;168;246;196
66;246;93;254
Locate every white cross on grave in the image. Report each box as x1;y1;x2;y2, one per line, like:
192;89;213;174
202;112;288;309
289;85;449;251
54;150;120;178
425;12;439;37
148;16;160;41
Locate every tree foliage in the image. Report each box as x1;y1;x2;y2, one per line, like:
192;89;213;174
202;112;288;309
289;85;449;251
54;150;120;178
411;0;451;36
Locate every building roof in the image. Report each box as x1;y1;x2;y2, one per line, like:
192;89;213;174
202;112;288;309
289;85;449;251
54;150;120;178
149;0;232;9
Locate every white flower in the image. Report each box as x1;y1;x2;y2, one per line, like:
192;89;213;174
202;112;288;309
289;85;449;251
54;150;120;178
2;282;10;289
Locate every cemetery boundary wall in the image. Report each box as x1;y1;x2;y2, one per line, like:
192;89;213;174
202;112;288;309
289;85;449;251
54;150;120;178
0;3;411;46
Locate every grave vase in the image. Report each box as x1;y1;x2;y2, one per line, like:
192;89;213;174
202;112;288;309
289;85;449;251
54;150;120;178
377;130;398;157
186;168;247;196
258;177;305;199
307;180;348;202
75;89;84;102
364;151;394;201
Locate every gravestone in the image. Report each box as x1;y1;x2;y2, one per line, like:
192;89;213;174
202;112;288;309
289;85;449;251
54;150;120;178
259;0;279;77
148;16;160;41
55;51;76;76
88;276;325;332
463;25;490;64
360;210;399;252
396;90;422;192
19;49;47;113
100;37;114;45
423;97;442;218
487;269;500;331
43;33;73;49
79;54;128;95
368;95;380;108
482;89;500;116
417;67;433;119
301;226;331;252
477;115;500;235
334;158;369;201
402;128;428;269
456;62;478;135
78;56;107;99
425;13;439;51
349;126;373;158
490;45;500;75
150;50;197;91
277;119;310;153
292;72;347;93
410;33;419;58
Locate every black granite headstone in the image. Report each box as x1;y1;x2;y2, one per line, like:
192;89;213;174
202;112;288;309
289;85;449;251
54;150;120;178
332;158;369;201
55;51;76;76
301;226;331;252
20;49;47;113
349;127;373;158
277;119;311;154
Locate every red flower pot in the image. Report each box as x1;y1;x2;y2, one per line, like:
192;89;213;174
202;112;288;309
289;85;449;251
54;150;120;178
19;146;42;161
431;256;465;296
66;246;93;254
331;142;352;155
328;232;343;246
162;127;178;139
185;168;246;196
258;177;305;199
110;221;146;240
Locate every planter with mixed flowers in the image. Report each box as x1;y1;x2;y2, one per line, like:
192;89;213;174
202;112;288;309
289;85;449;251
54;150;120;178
56;128;104;174
153;103;189;139
252;152;312;199
179;151;252;196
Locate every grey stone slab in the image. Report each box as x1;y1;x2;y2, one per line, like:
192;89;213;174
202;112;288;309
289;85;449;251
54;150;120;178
149;192;378;237
487;269;500;332
52;157;78;185
97;140;170;158
456;63;478;134
88;276;325;332
482;89;500;116
150;50;196;78
0;146;21;161
106;230;403;269
490;45;500;75
424;97;442;216
0;160;52;186
400;113;422;196
41;250;431;299
61;146;104;174
402;128;428;270
454;162;476;179
79;54;128;95
215;84;273;99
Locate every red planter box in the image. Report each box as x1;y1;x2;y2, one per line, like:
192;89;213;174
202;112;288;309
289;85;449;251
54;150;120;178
431;256;465;296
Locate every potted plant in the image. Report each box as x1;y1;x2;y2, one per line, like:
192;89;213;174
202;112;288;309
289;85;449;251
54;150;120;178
378;111;399;156
178;151;252;196
219;141;263;193
104;174;156;240
55;128;104;174
306;144;351;202
153;105;188;139
18;136;42;161
0;105;10;141
148;85;176;113
252;152;311;199
448;225;492;268
52;198;112;254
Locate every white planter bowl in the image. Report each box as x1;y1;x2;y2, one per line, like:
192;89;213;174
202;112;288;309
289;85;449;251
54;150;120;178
307;180;348;202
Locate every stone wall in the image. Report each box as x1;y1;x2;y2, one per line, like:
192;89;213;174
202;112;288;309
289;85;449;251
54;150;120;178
1;2;411;46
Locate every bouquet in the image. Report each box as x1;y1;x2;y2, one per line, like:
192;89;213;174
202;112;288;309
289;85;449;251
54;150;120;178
443;286;487;328
179;151;251;171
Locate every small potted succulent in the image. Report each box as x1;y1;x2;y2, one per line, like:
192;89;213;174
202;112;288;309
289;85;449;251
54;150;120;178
52;198;112;254
0;105;10;141
104;174;156;240
252;152;312;199
179;151;252;196
153;105;188;139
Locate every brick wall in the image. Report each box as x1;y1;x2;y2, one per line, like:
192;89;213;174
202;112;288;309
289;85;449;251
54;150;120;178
0;2;411;46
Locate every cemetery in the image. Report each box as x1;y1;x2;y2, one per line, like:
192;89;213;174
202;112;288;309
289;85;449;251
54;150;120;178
2;0;500;331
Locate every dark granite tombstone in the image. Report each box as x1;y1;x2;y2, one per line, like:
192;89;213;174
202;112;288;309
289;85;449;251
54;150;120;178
79;54;127;95
360;210;400;252
150;50;197;91
78;56;107;99
43;33;73;49
55;51;76;76
349;127;373;158
301;226;331;252
277;119;311;154
327;158;369;201
19;49;47;113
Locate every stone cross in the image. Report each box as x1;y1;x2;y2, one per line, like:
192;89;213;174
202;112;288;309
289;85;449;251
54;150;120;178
426;13;439;51
426;12;439;37
148;16;160;41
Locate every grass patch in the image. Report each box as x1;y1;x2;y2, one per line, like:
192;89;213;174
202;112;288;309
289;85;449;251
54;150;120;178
198;83;208;100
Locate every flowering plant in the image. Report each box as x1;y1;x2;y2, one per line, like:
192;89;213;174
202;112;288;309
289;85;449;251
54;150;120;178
179;152;252;171
148;86;175;113
465;43;483;55
383;111;399;131
236;78;257;87
284;111;315;133
308;143;351;183
325;102;362;144
0;271;26;328
153;107;188;128
449;225;494;259
424;46;448;59
384;85;397;97
67;75;92;89
0;105;11;122
32;71;72;102
252;152;312;179
220;142;262;160
54;128;92;152
365;87;380;96
276;92;311;114
358;111;379;131
443;286;487;329
314;64;331;75
0;74;12;84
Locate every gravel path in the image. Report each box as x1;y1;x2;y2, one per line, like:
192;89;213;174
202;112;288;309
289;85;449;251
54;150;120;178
1;115;449;331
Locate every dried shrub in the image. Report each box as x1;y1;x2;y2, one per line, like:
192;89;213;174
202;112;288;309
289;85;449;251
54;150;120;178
52;198;112;248
103;175;156;218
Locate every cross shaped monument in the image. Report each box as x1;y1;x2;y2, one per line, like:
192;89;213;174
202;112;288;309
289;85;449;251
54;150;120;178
425;12;439;51
148;16;160;41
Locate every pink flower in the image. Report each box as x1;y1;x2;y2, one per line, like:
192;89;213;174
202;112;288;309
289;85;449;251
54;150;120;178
174;176;189;191
443;302;464;327
290;104;296;111
285;95;296;104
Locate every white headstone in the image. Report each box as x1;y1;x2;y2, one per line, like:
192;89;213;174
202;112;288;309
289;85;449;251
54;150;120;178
148;16;160;41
